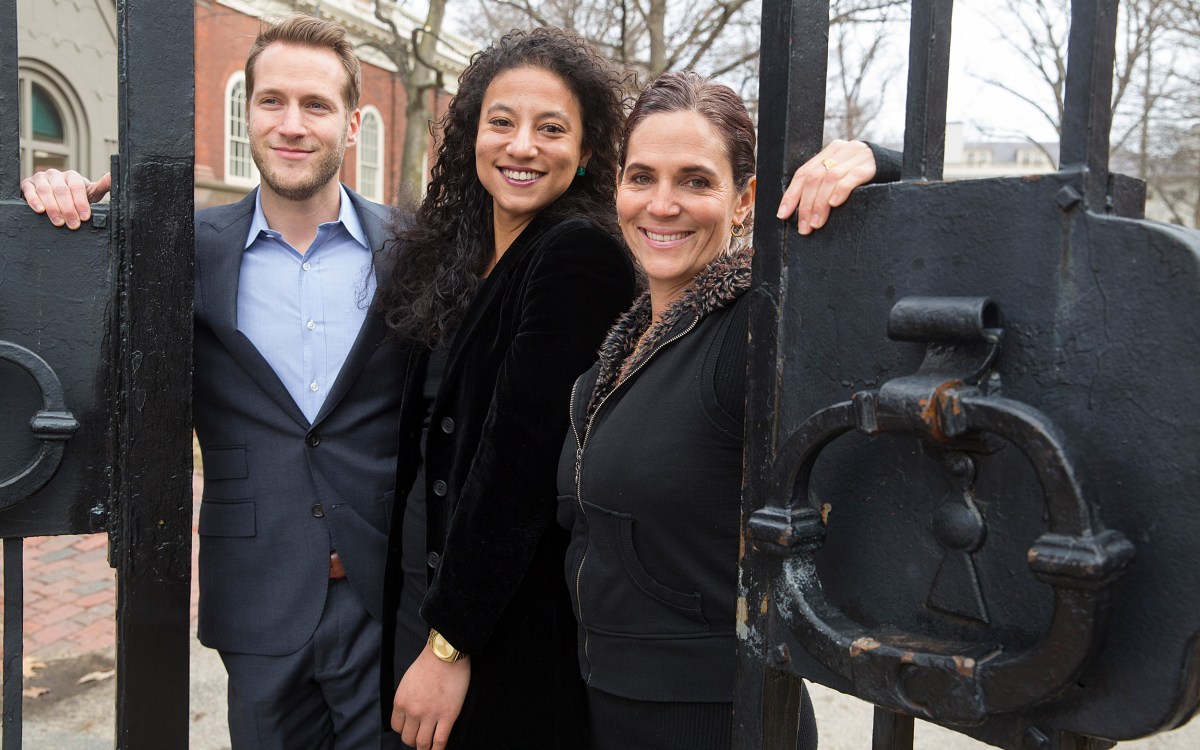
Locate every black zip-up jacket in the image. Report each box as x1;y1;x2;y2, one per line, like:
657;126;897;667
557;246;753;702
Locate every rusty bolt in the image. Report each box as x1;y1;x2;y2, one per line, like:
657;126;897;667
770;644;791;666
1055;186;1082;211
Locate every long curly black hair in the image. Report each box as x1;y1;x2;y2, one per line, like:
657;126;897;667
375;27;630;346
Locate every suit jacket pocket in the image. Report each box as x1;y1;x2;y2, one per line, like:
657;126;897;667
200;445;250;499
199;500;256;537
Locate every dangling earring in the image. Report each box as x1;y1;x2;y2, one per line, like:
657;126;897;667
576;165;587;177
731;222;746;238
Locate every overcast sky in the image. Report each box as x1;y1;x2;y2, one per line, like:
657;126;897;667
847;1;1066;145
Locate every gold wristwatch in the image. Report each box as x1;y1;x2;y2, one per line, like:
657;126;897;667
428;628;466;662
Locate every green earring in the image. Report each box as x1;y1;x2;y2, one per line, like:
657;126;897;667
576;166;587;176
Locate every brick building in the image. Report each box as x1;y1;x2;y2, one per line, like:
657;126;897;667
16;0;469;210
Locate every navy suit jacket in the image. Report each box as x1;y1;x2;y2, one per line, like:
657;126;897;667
193;186;414;656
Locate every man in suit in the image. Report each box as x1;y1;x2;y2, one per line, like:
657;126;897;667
22;16;409;749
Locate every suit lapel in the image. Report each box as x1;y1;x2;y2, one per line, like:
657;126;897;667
198;189;310;429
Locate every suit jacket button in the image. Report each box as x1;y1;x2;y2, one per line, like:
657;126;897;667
440;417;455;434
311;504;325;518
307;432;321;447
433;480;448;497
426;551;441;569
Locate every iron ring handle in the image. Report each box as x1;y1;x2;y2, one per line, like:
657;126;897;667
0;340;79;510
751;391;1133;724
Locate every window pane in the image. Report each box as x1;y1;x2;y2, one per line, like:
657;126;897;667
32;84;65;142
359;111;381;199
228;79;254;180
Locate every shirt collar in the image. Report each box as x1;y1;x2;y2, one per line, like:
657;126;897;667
244;185;370;251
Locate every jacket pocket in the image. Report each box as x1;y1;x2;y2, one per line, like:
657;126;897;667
200;445;250;500
574;500;708;636
198;500;256;537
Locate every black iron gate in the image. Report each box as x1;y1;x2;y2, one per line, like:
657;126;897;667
739;1;1200;749
0;0;193;747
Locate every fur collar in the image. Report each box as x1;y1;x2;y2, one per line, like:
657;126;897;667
587;243;753;416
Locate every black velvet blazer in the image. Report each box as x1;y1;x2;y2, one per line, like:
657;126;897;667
389;214;636;748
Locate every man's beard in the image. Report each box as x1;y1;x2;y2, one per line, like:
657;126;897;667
251;137;346;202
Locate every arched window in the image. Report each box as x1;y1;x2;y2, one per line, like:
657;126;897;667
357;106;384;201
225;72;257;186
18;65;85;175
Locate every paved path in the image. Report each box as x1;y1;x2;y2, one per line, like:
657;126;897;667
2;464;1198;749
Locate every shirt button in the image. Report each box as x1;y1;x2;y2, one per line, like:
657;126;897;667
426;551;441;569
440;417;455;434
306;320;316;331
311;504;325;518
302;261;312;271
307;433;321;447
433;480;448;497
309;381;319;392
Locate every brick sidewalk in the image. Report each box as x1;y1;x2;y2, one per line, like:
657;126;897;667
0;471;203;661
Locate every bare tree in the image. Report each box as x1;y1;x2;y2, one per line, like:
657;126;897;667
369;0;452;196
455;0;905;108
457;0;758;82
824;0;905;140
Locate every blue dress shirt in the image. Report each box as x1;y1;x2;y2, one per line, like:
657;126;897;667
237;186;376;423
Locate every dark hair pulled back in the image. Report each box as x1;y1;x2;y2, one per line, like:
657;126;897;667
621;70;756;192
376;27;629;346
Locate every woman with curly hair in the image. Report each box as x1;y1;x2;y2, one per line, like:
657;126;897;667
376;27;637;750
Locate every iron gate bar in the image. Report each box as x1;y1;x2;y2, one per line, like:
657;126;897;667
0;0;16;195
901;0;954;181
111;0;194;746
3;5;26;748
736;0;833;747
1060;0;1119;209
3;539;21;750
872;708;915;750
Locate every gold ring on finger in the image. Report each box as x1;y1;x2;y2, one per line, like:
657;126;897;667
821;158;838;170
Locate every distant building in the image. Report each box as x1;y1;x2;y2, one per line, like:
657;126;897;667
943;122;1058;180
15;0;471;210
939;122;1192;228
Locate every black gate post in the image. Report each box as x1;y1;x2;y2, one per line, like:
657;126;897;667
735;0;830;747
1;0;192;744
1;7;24;745
111;0;194;747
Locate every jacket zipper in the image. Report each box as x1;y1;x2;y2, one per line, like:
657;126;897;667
571;316;699;681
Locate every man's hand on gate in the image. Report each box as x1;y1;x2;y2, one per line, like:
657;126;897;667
391;645;470;750
776;139;877;236
20;169;113;230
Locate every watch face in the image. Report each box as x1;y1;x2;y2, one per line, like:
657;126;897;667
431;633;461;661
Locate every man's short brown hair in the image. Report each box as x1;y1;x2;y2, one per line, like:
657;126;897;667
245;15;361;111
